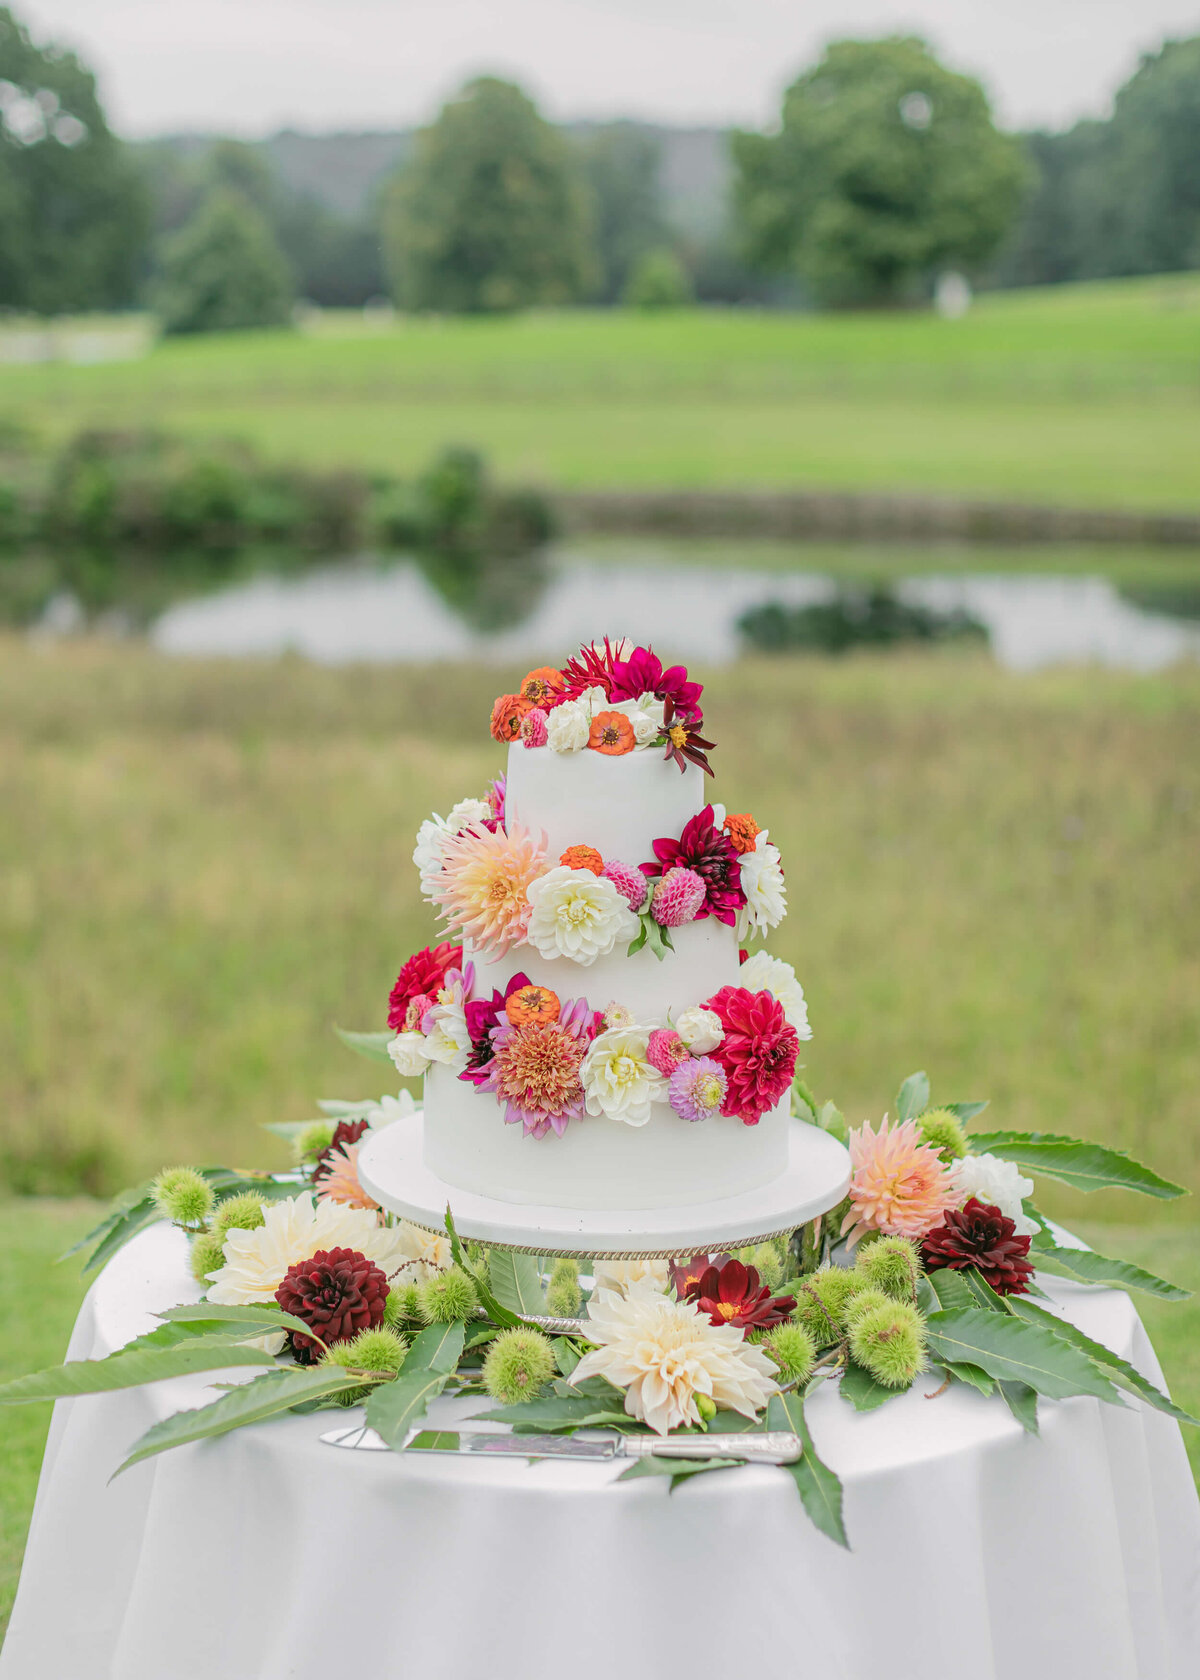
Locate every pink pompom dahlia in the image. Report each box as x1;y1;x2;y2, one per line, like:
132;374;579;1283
704;985;799;1126
646;1027;687;1075
645;806;741;926
841;1116;958;1247
651;866;707;927
602;859;648;912
432;822;547;958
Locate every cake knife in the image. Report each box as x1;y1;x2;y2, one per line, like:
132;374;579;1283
320;1423;802;1464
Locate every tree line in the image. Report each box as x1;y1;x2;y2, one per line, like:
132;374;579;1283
1;3;1197;329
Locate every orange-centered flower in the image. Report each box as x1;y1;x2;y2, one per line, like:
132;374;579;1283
520;666;565;706
668;723;688;750
505;983;562;1027
490;692;533;743
723;813;762;855
560;844;605;875
588;711;636;755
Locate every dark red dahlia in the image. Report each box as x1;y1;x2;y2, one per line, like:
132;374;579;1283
608;646;704;727
312;1119;368;1183
921;1199;1035;1296
705;985;799;1126
643;806;740;924
275;1246;389;1363
670;1250;732;1299
661;696;717;777
682;1257;796;1331
387;941;462;1031
460;972;534;1086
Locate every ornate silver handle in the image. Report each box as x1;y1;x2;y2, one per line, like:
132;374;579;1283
628;1430;802;1465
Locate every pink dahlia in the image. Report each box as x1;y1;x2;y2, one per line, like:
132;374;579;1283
646;1027;687;1075
486;773;506;826
432;822;547;958
483;997;596;1138
644;806;741;926
651;866;706;928
521;707;549;748
602;859;648;913
314;1142;379;1212
387;941;462;1031
668;1056;728;1121
841;1116;958;1247
609;646;704;727
704;985;799;1126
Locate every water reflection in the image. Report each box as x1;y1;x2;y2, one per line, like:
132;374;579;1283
150;549;1200;673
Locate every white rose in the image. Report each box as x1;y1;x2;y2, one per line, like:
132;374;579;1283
738;950;812;1040
581;1027;665;1126
949;1153;1039;1237
674;1005;723;1054
446;797;490;831
388;1031;433;1077
606;695;664;748
736;833;787;941
526;866;637;965
546;699;590;753
413;814;451;899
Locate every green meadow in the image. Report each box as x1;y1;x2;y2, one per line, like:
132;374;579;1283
3;276;1200;506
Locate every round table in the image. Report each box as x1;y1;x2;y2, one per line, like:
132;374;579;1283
3;1224;1198;1680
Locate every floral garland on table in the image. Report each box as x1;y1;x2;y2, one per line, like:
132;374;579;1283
2;1062;1193;1547
385;949;810;1134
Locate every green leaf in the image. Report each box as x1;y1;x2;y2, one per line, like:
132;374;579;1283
998;1380;1040;1433
961;1268;1012;1312
115;1368;363;1475
791;1078;818;1123
552;1337;582;1378
317;1099;380;1118
942;1360;995;1397
924;1309;1122;1403
968;1132;1186;1199
617;1455;742;1487
59;1186;153;1263
157;1301;319;1342
896;1071;930;1124
472;1395;629;1432
1030;1237;1190;1301
0;1341;278;1404
816;1101;848;1143
926;1269;981;1313
768;1390;848;1549
489;1250;546;1318
404;1322;465;1376
626;920;649;957
944;1101;989;1125
916;1275;939;1316
1005;1296;1198;1426
838;1360;901;1413
443;1207;520;1328
335;1027;396;1065
366;1366;453;1447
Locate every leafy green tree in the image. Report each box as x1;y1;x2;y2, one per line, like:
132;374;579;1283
733;36;1027;305
578;124;668;302
1106;37;1200;273
0;4;148;312
154;188;294;335
623;246;693;310
382;77;594;312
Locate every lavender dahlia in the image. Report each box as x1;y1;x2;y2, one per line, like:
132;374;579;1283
668;1056;728;1121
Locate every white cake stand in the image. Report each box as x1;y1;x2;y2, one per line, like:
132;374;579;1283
357;1110;851;1258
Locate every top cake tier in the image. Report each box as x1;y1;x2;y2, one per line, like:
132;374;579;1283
505;740;708;865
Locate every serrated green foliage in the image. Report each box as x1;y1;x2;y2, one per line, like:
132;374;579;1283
158;1301;317;1340
816;1101;848;1142
0;1338;277;1403
552;1337;582;1378
838;1359;901;1412
404;1321;466;1376
1005;1296;1198;1425
1031;1236;1190;1300
443;1207;520;1327
926;1269;983;1313
968;1132;1186;1199
896;1071;930;1124
942;1360;995;1397
334;1027;396;1065
945;1101;989;1124
488;1249;546;1317
997;1379;1040;1433
366;1365;454;1447
924;1308;1121;1402
617;1454;742;1488
768;1389;848;1549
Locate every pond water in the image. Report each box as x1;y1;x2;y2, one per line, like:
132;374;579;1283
148;546;1200;673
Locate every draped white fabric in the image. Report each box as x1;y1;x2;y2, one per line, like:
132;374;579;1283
3;1223;1198;1680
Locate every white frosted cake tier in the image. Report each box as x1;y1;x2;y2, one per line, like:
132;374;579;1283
504;740;707;865
424;1062;789;1210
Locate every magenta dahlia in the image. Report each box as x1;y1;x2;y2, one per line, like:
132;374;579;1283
921;1199;1035;1296
646;1027;687;1075
608;646;704;726
387;941;462;1031
705;985;799;1126
644;806;741;926
460;972;534;1086
275;1246;389;1363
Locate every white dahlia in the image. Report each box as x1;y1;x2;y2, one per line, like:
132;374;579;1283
207;1194;410;1308
392;1220;452;1283
737;950;812;1040
572;1283;780;1435
363;1090;418;1129
526;865;637;965
581;1026;665;1126
420;970;472;1070
673;1005;724;1054
592;1258;671;1296
736;832;787;940
546;699;591;753
387;1031;433;1078
949;1152;1039;1237
413;799;491;899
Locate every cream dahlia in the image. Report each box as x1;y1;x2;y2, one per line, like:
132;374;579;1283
949;1152;1039;1237
591;1258;671;1295
362;1091;418;1129
432;822;548;958
580;1026;665;1126
392;1220;452;1282
207;1194;409;1307
737;950;812;1040
842;1116;959;1246
571;1283;780;1435
736;832;787;940
526;865;637;965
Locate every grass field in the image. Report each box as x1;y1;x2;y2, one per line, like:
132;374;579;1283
2;277;1200;507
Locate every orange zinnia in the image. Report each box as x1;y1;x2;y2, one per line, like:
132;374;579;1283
505;983;562;1026
520;666;565;707
723;813;761;855
490;692;533;743
588;711;636;755
560;844;605;875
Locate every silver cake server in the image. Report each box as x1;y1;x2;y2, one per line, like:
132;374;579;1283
320;1423;802;1464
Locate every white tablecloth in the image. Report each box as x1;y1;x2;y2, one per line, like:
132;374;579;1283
3;1223;1198;1680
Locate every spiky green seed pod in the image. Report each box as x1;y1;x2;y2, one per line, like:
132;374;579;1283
152;1166;215;1228
917;1107;969;1162
322;1326;408;1405
849;1301;927;1389
189;1228;227;1286
546;1274;582;1317
854;1235;923;1303
211;1192;267;1235
841;1286;890;1328
293;1121;336;1167
417;1266;479;1325
467;1243;491;1291
383;1281;422;1329
483;1328;555;1404
764;1322;816;1385
549;1256;579;1287
750;1243;784;1289
791;1265;859;1344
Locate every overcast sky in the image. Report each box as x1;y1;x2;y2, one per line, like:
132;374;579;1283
19;0;1200;137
